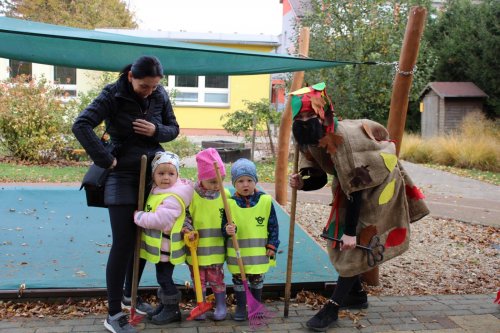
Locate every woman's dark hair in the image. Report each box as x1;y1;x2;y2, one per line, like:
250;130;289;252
119;56;164;78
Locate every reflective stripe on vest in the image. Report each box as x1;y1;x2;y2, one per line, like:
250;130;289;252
186;189;230;266
139;193;186;264
226;194;272;275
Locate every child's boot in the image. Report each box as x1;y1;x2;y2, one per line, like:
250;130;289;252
233;290;247;321
195;291;207;320
213;292;227;321
249;287;262;302
150;289;182;325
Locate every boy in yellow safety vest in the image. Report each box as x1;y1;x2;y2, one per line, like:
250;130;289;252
182;148;231;321
133;151;194;325
222;158;280;321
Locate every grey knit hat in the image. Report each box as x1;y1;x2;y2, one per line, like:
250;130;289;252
231;158;258;184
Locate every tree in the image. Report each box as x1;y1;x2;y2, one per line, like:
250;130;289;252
426;0;500;118
296;1;436;130
0;0;136;29
221;99;281;158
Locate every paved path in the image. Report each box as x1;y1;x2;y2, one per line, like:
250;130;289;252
259;161;500;228
1;294;498;333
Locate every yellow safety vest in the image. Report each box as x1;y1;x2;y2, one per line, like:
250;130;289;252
140;193;186;265
226;194;272;275
186;189;230;266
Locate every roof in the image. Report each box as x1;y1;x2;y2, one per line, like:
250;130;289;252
97;29;280;46
419;82;488;99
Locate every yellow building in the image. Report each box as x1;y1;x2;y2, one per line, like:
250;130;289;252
0;30;279;136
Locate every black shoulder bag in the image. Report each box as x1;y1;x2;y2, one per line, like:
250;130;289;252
80;124;134;208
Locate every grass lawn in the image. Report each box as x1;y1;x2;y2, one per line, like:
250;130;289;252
0;159;498;185
0;159;282;183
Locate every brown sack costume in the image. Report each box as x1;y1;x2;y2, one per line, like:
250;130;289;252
299;119;429;277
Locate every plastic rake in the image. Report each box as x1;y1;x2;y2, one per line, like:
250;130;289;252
213;161;274;329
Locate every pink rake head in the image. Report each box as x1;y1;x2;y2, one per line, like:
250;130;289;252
243;281;274;329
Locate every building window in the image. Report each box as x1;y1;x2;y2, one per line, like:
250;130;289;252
9;60;32;81
54;66;77;102
167;75;229;106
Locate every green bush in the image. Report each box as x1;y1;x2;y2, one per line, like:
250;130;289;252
162;135;200;158
0;76;76;162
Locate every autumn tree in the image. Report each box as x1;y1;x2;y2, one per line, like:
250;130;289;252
426;0;500;118
297;1;436;130
0;0;136;29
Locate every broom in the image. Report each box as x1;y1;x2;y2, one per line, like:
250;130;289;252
213;161;273;328
129;155;148;326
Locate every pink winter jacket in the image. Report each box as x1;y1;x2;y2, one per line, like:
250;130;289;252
134;178;194;262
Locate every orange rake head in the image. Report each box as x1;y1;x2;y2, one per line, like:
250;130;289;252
187;301;214;320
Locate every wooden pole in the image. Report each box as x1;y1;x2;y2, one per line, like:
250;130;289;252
275;27;310;205
283;145;299;317
387;6;427;155
362;6;427;287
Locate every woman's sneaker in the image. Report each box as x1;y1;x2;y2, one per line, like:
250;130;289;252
104;312;137;333
121;295;154;316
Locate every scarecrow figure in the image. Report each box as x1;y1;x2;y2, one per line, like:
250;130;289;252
289;82;429;331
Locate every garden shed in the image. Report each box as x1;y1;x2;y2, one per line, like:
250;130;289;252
419;82;488;138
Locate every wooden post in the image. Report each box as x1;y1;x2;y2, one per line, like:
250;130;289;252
362;6;427;287
275;27;310;205
387;6;427;155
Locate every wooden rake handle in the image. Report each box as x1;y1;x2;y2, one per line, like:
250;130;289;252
131;155;148;310
213;161;248;281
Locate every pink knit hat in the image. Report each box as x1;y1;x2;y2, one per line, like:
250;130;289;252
196;148;226;181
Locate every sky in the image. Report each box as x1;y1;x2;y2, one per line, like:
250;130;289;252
125;0;283;35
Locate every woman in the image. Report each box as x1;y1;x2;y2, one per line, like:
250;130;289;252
72;55;179;333
288;83;429;332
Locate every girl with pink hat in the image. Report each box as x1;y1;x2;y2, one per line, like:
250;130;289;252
182;148;229;321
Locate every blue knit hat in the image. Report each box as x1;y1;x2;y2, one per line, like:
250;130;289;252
231;158;258;185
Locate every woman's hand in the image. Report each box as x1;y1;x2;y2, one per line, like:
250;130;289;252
289;173;304;190
225;224;236;236
340;234;357;251
133;119;156;137
266;249;276;258
108;158;117;169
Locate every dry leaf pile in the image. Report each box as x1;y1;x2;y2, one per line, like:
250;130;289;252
290;202;499;296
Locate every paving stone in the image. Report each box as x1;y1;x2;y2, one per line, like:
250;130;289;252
389;305;423;312
34;327;70;333
21;320;60;328
449;314;500;332
0;321;23;329
470;307;500;315
423;322;447;330
199;325;233;332
268;322;303;330
390;322;427;331
380;311;412;318
368;317;402;325
358;324;393;332
0;329;34;333
442;309;474;316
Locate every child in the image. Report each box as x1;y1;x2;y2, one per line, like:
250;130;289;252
133;151;194;325
182;148;230;321
222;158;280;321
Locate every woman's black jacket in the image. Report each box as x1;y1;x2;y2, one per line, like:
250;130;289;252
72;74;179;205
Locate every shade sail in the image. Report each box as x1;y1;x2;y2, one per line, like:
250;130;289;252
0;16;358;75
